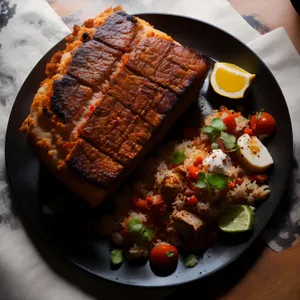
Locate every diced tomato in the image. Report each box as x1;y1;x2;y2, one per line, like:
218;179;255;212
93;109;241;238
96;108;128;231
194;156;203;167
146;196;153;204
228;181;236;189
235;178;244;185
248;175;267;183
184;128;198;139
186;195;199;205
244;127;253;136
188;165;200;179
150;194;165;212
223;115;237;132
131;197;148;211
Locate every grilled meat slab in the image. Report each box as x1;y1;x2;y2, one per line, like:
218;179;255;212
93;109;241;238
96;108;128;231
21;7;209;207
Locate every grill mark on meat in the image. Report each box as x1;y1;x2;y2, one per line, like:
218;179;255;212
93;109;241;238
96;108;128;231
107;68;178;127
67;40;122;89
66;138;124;187
51;75;93;122
81;95;152;165
93;11;138;52
127;37;209;94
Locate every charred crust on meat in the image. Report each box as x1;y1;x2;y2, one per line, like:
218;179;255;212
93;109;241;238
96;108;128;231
42;107;53;118
82;32;90;42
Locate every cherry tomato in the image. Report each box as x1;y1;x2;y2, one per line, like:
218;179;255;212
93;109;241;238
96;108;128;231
194;156;203;167
149;244;179;269
223;115;237;132
131;197;148;211
186;195;199;205
250;112;276;135
244;127;253;136
188;165;200;179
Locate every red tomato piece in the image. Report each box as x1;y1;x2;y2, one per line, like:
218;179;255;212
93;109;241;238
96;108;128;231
250;112;276;135
228;181;236;190
149;244;179;269
131;197;148;211
188;166;200;179
235;178;244;185
194;156;203;167
223;115;237;132
244;127;253;136
186;195;199;205
150;194;165;212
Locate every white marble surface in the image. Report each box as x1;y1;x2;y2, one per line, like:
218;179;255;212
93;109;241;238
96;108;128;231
0;0;300;299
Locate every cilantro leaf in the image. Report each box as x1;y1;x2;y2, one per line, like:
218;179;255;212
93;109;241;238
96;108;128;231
195;172;207;189
110;249;123;265
219;131;236;150
211;142;219;150
171;150;186;165
140;227;154;242
206;174;229;190
127;217;143;233
211;118;227;131
166;251;174;258
203;126;218;141
203;118;227;141
184;254;198;268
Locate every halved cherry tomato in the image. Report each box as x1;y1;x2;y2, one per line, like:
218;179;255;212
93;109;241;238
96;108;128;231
228;181;236;190
194;156;203;167
186;195;198;205
223;115;237;132
131;197;148;211
149;243;179;269
188;165;200;179
244;127;253;136
235;178;244;185
250;112;276;135
184;128;198;139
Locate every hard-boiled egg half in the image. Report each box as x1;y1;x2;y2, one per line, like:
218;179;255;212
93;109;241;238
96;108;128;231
237;134;273;172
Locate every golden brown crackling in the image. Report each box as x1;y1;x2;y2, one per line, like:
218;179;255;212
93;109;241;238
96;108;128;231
127;37;209;94
108;68;178;127
66;138;124;186
51;75;93;123
67;40;122;88
94;11;138;52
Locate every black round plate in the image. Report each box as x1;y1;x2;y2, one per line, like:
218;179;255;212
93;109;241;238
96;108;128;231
5;14;293;287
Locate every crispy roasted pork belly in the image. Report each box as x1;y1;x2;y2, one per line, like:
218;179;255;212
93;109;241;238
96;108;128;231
21;7;209;207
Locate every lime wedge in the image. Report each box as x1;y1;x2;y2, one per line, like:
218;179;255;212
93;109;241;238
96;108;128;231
218;205;254;232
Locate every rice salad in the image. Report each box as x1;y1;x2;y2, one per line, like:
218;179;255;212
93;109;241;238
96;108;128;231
98;106;276;269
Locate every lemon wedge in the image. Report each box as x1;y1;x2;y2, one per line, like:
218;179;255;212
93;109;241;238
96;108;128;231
210;62;255;99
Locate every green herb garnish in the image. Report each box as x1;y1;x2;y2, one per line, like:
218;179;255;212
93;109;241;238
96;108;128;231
184;254;198;268
110;249;123;265
219;131;236;150
127;217;143;233
256;109;264;120
171;150;186;165
166;251;174;258
203;118;227;141
128;217;154;243
211;142;219;150
140;227;154;242
196;173;229;191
